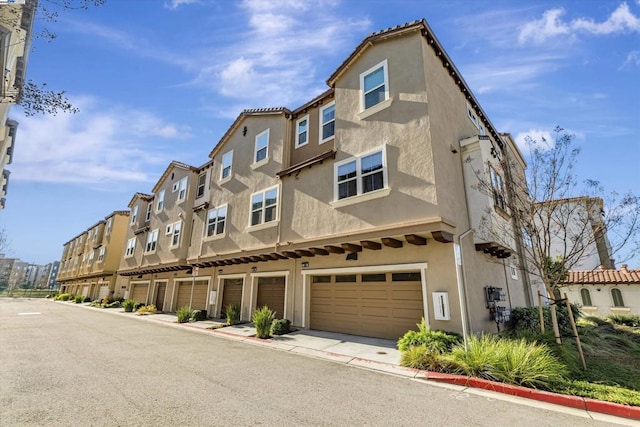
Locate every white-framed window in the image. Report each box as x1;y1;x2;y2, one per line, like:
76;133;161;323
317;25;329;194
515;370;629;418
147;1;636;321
467;103;479;128
206;205;227;237
319;101;335;143
177;176;188;202
130;205;139;224
125;238;136;257
509;263;518;280
250;186;278;226
145;229;159;253
88;251;94;265
221;150;233;180
81;254;86;266
580;288;592;306
172;182;179;193
105;218;112;235
145;203;152;222
295;115;309;148
360;59;389;111
170;221;182;247
165;224;173;235
156;190;165;212
92;228;99;241
489;166;506;210
611;288;625;307
335;148;386;200
196;172;206;198
98;247;106;262
254;129;269;164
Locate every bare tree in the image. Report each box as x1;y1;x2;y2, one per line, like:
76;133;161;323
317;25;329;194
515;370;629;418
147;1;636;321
0;227;9;255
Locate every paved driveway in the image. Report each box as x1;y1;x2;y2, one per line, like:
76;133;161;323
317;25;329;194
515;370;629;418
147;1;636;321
0;298;626;426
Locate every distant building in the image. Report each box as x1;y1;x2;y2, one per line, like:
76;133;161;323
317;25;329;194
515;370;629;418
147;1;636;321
0;0;36;209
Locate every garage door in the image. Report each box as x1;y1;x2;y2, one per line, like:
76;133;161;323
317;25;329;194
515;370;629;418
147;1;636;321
155;283;167;311
98;285;110;300
81;285;89;297
130;284;149;304
310;272;424;340
176;280;209;311
221;278;243;317
256;277;285;319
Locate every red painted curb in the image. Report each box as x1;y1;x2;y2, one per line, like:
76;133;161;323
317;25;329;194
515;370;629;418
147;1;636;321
423;371;639;420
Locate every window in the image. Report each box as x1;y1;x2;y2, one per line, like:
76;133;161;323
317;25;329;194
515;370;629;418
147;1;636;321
335;149;385;200
172;182;179;193
165;224;173;235
510;264;518;280
98;247;106;262
196;172;206;198
360;60;388;110
467;103;479;128
490;166;506;210
250;186;278;226
362;273;386;282
206;205;227;237
171;221;181;247
177;176;188;202
145;229;159;253
156;190;165;212
392;272;422;282
106;218;112;234
125;238;136;257
319;102;335;143
145;203;152;222
254;129;269;164
611;288;625;307
88;251;94;265
130;205;139;224
295;115;309;148
221;150;233;180
580;288;592;306
335;274;356;283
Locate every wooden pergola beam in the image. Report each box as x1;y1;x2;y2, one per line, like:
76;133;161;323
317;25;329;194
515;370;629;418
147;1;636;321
309;247;329;256
324;245;345;254
361;240;382;250
405;234;427;246
342;243;362;253
381;237;403;248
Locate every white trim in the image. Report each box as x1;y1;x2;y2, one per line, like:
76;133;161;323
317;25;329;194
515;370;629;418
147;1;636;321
196;171;207;199
205;204;228;239
295;115;309;148
248;184;280;227
220;150;233;181
319;101;335;144
130;280;151;305
250;270;290;320
301;262;428;328
156;189;165;212
254;128;269;164
247;219;279;232
250;158;268;170
357;98;393;120
359;59;390;113
333;145;388;203
330;187;390;208
152;279;169;311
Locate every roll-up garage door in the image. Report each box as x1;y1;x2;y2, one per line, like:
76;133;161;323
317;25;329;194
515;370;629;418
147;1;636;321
256;276;285;319
176;280;209;311
310;272;423;340
220;278;243;316
130;284;149;304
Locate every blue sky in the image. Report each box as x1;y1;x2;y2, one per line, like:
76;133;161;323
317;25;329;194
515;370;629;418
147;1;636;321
1;0;639;267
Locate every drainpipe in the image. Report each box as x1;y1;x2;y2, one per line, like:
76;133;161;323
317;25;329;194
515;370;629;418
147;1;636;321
455;229;473;350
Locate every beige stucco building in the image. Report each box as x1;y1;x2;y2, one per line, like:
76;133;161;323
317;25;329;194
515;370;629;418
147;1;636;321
0;0;36;209
58;211;129;300
114;20;532;339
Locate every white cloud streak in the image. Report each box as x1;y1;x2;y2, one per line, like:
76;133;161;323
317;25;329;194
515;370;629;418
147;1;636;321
12;97;192;186
164;0;201;10
519;3;640;45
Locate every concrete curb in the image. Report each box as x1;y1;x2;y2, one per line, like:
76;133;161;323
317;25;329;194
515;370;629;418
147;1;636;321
417;371;640;421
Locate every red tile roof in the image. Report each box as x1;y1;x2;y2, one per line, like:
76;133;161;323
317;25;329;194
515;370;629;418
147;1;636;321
564;265;640;284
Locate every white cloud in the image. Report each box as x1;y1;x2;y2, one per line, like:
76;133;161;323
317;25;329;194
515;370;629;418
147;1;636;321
164;0;201;10
514;129;554;154
11;97;192;186
519;3;640;45
622;50;640;67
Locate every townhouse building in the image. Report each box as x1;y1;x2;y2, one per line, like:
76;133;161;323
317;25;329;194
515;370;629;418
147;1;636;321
0;0;36;209
58;211;129;299
116;20;531;340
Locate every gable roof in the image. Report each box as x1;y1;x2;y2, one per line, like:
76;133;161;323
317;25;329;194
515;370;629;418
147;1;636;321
564;265;640;285
128;192;154;208
327;18;504;150
208;107;291;159
151;160;197;194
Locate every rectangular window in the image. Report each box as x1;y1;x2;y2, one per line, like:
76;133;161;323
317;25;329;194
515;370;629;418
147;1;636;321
178;176;188;201
145;203;152;222
106;218;112;234
196;172;206;198
319;102;335;143
88;251;94;265
361;60;388;110
335;274;357;283
98;247;106;262
295;115;309;148
172;182;179;193
206;205;227;237
145;229;159;253
362;273;386;282
250;186;278;226
125;238;135;257
156;190;165;212
335;149;386;200
312;275;331;283
510;264;518;280
254;129;269;163
130;205;138;224
221;150;233;180
165;224;173;235
392;272;422;282
490;166;506;210
171;222;181;247
467;103;479;128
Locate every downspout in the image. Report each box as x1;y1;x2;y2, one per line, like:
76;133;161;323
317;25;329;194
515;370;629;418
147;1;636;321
455;229;473;351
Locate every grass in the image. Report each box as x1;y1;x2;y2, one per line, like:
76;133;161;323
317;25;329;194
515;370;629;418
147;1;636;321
0;289;57;298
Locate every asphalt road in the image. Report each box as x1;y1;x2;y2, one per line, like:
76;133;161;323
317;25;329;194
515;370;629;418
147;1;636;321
0;298;623;426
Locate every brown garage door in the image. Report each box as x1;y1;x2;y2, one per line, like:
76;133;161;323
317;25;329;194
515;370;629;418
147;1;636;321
176;280;209;311
130;284;149;304
256;276;285;319
221;278;243;317
310;272;423;340
155;283;166;311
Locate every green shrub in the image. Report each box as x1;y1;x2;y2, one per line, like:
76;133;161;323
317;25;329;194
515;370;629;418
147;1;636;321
508;304;581;336
122;299;136;313
252;306;274;339
105;300;121;308
397;318;462;352
400;345;457;372
607;314;640;327
55;293;73;301
271;318;291;336
191;310;207;321
449;335;567;389
136;304;157;315
74;295;86;304
225;304;241;325
177;306;193;323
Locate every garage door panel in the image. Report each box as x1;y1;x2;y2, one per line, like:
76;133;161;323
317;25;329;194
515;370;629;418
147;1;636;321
256;277;285;320
221;280;243;316
131;284;149;304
